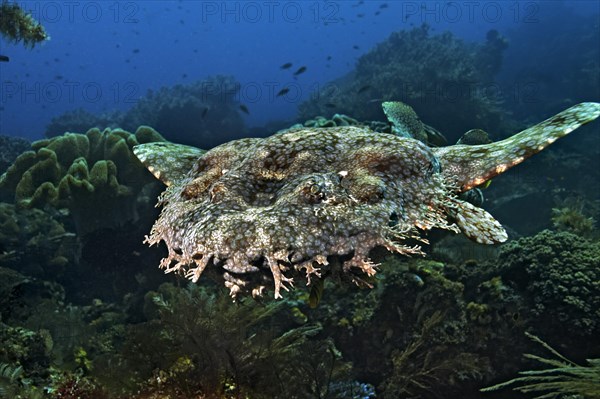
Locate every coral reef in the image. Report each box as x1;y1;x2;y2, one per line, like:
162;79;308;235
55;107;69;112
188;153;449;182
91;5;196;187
496;230;600;342
45;109;121;139
120;75;245;149
299;113;361;129
0;1;48;48
46;76;247;149
0;135;30;175
551;196;597;237
0;324;52;385
299;24;512;142
281;113;390;139
307;252;529;398
105;283;357;398
0;126;164;236
288;103;447;147
0;203;77;280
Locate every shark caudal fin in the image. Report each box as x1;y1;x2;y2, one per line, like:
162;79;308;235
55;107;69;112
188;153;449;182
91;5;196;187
433;102;600;193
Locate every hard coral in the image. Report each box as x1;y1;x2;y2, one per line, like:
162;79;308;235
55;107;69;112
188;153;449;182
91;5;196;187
45;76;246;149
0;126;164;236
120;75;245;148
299;24;510;141
0;203;77;279
497;229;600;339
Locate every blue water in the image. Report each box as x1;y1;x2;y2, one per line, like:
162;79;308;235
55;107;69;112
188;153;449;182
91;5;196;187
1;0;597;140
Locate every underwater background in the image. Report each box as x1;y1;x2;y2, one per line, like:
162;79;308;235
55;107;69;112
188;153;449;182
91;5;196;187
0;1;599;398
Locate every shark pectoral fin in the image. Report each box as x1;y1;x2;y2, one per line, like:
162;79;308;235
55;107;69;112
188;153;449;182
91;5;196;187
450;199;507;244
133;142;206;186
434;102;600;193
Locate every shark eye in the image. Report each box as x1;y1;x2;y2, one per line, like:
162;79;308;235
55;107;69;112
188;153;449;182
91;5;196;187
301;179;326;204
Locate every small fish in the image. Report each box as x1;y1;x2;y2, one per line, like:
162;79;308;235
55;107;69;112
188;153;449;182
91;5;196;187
380;2;388;8
276;87;290;97
54;75;63;80
132;48;140;53
353;45;360;50
182;73;188;79
357;85;371;94
201;107;208;118
326;55;332;61
293;66;307;76
239;104;250;114
0;55;9;62
324;103;337;108
368;98;383;104
357;13;365;17
280;62;292;70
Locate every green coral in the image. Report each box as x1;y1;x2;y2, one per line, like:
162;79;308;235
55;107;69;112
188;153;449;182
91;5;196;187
0;1;49;48
497;230;600;339
0;126;164;235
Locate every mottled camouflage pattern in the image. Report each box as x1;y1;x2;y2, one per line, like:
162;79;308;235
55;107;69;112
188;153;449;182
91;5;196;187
134;103;600;298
